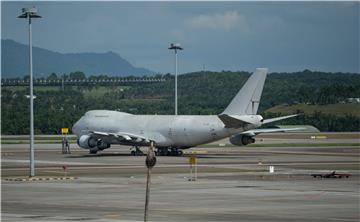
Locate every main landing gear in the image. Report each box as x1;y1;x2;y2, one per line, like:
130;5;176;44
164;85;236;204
156;147;183;156
130;146;144;156
129;146;183;156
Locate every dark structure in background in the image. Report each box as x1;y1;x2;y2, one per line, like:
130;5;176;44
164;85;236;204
1;77;166;87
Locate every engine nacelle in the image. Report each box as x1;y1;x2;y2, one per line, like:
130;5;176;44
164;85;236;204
78;135;98;149
229;134;255;146
97;139;111;150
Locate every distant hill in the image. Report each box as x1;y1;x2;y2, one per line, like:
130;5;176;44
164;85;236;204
1;39;155;78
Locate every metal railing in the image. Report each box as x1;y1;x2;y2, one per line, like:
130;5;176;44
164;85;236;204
1;77;167;86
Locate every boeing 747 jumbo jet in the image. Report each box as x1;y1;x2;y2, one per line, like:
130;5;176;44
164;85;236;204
72;68;301;156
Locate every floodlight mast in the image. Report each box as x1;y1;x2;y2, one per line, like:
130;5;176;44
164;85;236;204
168;43;183;115
18;7;41;177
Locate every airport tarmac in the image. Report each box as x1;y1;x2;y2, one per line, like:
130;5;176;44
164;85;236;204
2;133;360;222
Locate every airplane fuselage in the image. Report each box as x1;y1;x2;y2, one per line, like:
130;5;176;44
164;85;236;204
71;68;301;155
72;110;259;148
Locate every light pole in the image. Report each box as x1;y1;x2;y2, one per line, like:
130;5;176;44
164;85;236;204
18;7;41;177
168;43;183;115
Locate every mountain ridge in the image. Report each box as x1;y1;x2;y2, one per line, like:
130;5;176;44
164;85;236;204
1;39;155;77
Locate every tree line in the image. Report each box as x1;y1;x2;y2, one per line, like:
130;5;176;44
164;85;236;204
1;70;359;134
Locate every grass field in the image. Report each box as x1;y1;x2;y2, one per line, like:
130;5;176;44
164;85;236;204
265;103;360;117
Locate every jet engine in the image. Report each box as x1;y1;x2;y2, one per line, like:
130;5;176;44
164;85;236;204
77;135;111;151
96;139;111;150
78;135;98;149
229;134;255;146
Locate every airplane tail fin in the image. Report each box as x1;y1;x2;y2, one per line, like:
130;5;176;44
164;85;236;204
221;68;268;115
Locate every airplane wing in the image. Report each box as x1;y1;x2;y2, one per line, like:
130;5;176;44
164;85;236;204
90;131;150;143
240;127;305;136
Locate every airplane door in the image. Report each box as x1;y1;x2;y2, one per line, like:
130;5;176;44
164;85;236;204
182;127;190;141
209;123;218;140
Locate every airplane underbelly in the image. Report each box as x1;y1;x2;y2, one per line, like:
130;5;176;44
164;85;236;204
170;129;221;146
155;116;229;147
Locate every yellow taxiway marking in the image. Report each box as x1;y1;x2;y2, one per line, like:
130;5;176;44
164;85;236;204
104;213;121;218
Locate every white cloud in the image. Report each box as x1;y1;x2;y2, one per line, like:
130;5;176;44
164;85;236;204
187;11;248;31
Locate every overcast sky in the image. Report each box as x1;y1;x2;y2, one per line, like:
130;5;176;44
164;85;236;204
2;1;359;74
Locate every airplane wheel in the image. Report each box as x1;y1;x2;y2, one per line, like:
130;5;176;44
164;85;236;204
157;148;168;156
169;148;183;156
163;149;168;156
170;150;177;156
173;150;182;156
89;149;97;154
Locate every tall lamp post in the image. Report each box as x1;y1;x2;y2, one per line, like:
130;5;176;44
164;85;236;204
168;43;183;115
18;7;41;177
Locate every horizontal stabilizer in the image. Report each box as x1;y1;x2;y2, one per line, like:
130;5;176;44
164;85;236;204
241;127;306;136
262;114;299;125
218;114;250;128
218;114;262;128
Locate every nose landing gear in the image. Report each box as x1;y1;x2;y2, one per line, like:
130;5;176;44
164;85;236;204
129;146;183;156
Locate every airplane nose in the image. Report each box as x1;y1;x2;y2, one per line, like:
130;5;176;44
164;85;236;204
72;120;79;135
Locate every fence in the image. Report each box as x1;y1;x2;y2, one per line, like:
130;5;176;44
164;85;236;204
1;78;167;86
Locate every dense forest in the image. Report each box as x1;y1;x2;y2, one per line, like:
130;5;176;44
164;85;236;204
1;70;360;134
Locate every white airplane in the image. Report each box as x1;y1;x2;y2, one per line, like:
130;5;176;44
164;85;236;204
72;68;301;155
